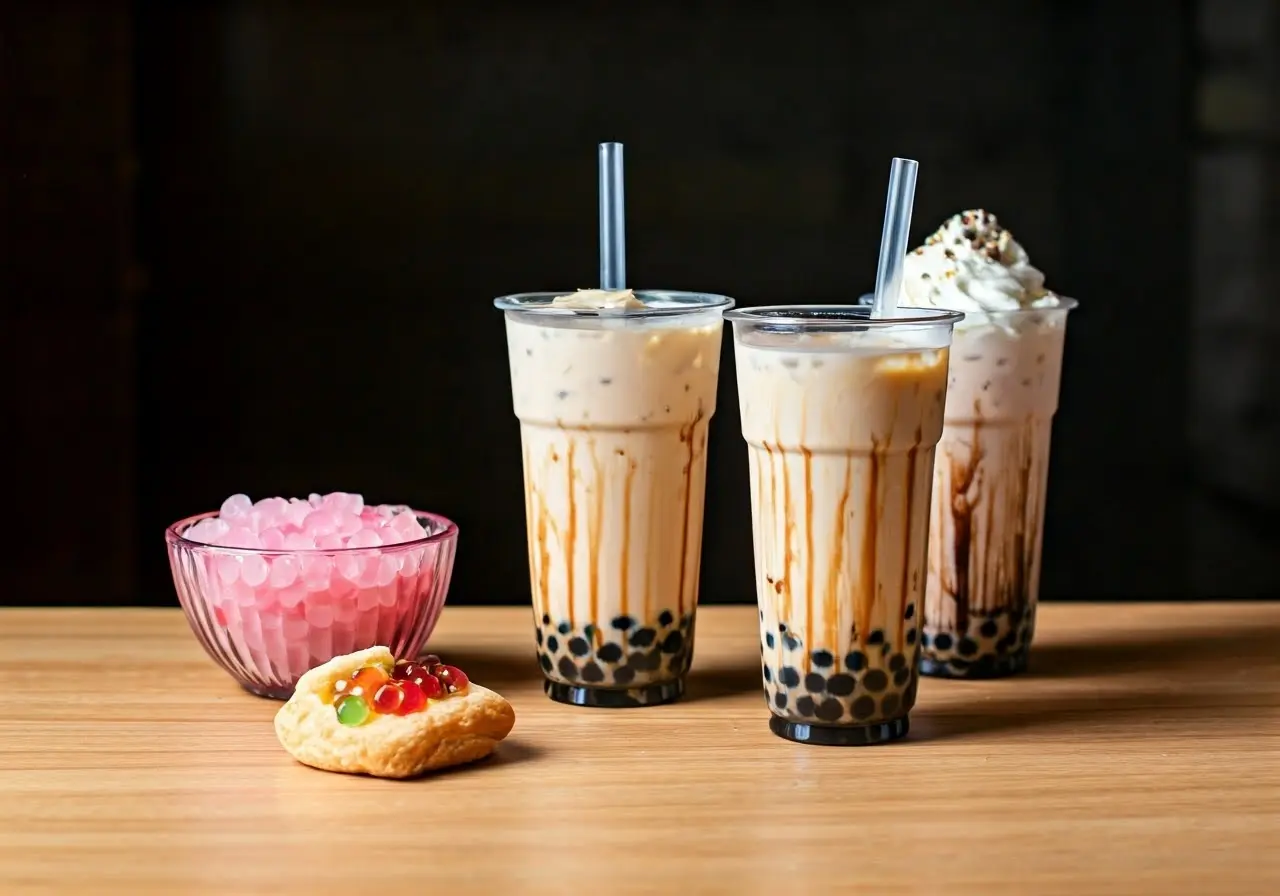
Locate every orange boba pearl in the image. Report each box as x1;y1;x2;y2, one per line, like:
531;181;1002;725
348;665;390;700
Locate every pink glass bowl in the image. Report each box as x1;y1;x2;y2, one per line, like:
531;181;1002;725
165;508;458;699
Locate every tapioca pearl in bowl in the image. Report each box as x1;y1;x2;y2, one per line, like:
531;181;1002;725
167;492;458;700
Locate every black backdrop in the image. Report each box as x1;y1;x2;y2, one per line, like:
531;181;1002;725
10;1;1279;607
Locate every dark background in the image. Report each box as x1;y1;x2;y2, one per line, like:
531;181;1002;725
3;0;1278;608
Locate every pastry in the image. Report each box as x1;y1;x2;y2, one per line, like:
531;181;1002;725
274;646;515;779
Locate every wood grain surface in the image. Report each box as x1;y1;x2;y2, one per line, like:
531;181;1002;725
2;603;1278;895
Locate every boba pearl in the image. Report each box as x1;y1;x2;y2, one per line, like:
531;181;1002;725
335;694;371;727
372;683;404;714
397;679;427;714
349;665;390;698
435;664;469;692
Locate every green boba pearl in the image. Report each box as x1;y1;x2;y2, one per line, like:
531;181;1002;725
335;694;371;727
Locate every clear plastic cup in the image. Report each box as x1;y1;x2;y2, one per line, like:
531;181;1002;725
725;305;963;744
921;300;1077;678
495;290;734;706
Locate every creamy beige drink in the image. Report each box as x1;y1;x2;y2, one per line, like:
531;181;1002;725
727;306;962;745
901;211;1077;678
496;289;733;706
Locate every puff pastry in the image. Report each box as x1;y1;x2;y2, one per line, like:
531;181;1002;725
274;646;515;779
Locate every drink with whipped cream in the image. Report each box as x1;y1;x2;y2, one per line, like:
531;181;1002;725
495;289;733;706
901;211;1077;678
726;305;962;745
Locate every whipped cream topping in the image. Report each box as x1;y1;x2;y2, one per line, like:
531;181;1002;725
551;288;645;310
901;210;1063;313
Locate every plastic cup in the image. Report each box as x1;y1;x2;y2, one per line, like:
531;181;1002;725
725;305;963;744
921;300;1078;678
495;290;734;706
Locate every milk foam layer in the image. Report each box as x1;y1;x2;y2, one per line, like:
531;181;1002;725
735;333;950;726
550;288;645;310
504;307;723;688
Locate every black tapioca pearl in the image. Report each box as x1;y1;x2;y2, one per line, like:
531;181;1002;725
957;637;979;657
980;619;999;638
893;667;911;687
845;651;866;672
774;691;788;709
867;629;885;645
581;661;604;683
889;653;906;673
921;631;932;648
535;628;544;646
557;657;579;679
763;664;773;682
881;693;901;717
628;650;653;672
778;622;787;632
568;636;591;657
611;615;634;630
804;672;826;693
906;628;917;645
996;633;1015;652
973;654;998;676
950;657;971;671
795;696;816;717
542;613;551;625
629;627;657;648
933;632;954;652
880;643;892;657
613;665;636;685
826;674;856;697
782;633;801;651
851;695;877;720
779;666;800;688
558;621;571;635
539;653;553;673
658;609;674;627
759;609;764;620
863;669;889;692
765;631;776;649
903;679;919;707
546;635;560;653
597;642;623;663
644;650;665;671
661;630;684;654
811;649;834;668
904;604;915;620
816;698;844;722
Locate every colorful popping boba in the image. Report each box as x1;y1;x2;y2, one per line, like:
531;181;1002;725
329;654;470;727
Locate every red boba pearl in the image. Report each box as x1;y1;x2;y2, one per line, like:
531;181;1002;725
372;682;404;714
397;679;426;714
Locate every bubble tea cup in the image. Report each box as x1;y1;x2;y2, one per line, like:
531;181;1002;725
726;305;962;744
496;290;733;706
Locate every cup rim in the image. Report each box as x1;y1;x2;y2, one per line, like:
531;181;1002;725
724;304;965;328
855;294;1080;316
494;290;735;319
165;508;459;554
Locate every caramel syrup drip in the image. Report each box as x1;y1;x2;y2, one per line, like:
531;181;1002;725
823;453;853;659
587;441;604;646
857;441;880;643
564;438;577;628
675;405;705;617
620;451;636;619
897;429;921;649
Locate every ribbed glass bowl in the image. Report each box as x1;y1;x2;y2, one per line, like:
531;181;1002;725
165;508;458;699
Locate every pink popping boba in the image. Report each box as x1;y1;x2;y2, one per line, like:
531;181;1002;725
166;492;457;699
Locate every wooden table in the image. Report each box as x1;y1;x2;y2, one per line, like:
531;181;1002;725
2;603;1278;895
